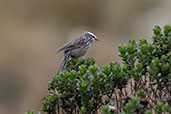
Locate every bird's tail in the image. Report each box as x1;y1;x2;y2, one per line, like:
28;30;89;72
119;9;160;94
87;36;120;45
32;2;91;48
58;52;70;73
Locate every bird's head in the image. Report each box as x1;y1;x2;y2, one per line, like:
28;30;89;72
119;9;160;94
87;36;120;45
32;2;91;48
83;31;99;41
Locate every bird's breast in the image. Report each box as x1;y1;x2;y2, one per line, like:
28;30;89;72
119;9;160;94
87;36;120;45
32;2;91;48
70;47;88;58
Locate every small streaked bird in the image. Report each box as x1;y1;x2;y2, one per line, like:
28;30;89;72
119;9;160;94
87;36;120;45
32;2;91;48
57;32;98;72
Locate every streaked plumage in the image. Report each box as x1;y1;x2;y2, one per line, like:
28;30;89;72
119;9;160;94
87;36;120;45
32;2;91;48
57;32;98;72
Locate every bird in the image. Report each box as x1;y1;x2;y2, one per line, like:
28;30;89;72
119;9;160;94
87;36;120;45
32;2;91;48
57;31;98;72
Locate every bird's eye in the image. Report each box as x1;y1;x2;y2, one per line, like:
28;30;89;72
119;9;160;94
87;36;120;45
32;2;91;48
91;35;95;38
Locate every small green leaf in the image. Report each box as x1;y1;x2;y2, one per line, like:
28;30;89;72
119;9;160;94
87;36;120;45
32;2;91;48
164;25;171;36
89;65;98;74
123;64;128;72
163;104;170;113
136;63;143;72
80;107;86;114
141;44;148;54
79;65;87;74
25;110;34;114
119;44;127;55
139;38;147;45
127;44;134;54
145;110;151;114
156;102;164;113
153;58;159;66
162;64;169;73
103;65;110;75
153;25;161;36
131;68;136;76
161;55;167;63
136;89;146;98
101;105;111;114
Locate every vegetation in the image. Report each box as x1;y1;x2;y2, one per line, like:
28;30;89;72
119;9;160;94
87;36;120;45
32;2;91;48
26;25;171;114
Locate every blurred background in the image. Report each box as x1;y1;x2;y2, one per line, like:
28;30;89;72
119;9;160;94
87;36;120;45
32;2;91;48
0;0;171;114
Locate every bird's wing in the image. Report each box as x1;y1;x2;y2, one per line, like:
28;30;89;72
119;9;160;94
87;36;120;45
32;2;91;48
57;37;86;52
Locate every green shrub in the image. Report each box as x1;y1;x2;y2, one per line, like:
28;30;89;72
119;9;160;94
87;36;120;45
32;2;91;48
26;25;171;114
47;58;128;113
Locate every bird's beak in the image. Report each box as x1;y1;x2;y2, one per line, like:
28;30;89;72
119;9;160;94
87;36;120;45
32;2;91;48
95;37;99;41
